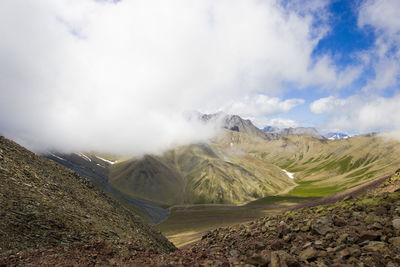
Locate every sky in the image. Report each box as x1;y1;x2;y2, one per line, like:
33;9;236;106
0;0;399;155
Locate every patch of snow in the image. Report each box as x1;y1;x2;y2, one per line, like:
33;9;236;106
75;152;91;162
95;155;116;165
50;153;66;162
96;163;105;168
282;169;294;179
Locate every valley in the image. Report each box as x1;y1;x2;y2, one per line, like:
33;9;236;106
42;115;400;249
2;123;400;265
156;196;318;247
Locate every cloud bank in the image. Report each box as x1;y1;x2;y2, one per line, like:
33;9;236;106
220;95;304;119
311;94;400;134
0;0;351;155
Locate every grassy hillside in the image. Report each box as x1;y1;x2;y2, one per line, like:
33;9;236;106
214;131;400;195
109;155;184;206
109;140;295;206
0;135;175;256
252;134;400;196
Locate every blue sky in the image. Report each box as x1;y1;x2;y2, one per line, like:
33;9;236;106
264;0;400;134
283;0;371;128
1;0;400;154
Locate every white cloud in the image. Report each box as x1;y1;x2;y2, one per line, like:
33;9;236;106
310;94;400;134
358;0;400;91
310;96;351;114
256;118;300;129
358;0;400;35
310;0;400;138
0;0;349;155
221;94;304;119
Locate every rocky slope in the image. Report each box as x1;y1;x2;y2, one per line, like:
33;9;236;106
4;171;400;266
0;135;175;257
202;113;324;140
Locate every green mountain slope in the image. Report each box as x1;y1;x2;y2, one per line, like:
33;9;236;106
109;137;295;206
0;135;175;256
109;130;400;206
224;132;400;196
110;155;184;206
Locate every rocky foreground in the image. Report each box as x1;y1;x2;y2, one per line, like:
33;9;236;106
2;171;400;266
128;173;400;266
0;135;175;262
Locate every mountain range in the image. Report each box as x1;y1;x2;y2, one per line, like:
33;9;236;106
45;113;400;211
2;133;400;265
2;113;400;266
202;112;324;140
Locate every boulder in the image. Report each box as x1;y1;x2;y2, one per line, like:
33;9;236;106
299;247;317;261
312;217;332;235
392;219;400;230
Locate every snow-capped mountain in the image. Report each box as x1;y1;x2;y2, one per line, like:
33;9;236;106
324;132;350;140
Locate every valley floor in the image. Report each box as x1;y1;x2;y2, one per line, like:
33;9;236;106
156;196;318;247
155;168;303;247
156;169;395;248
